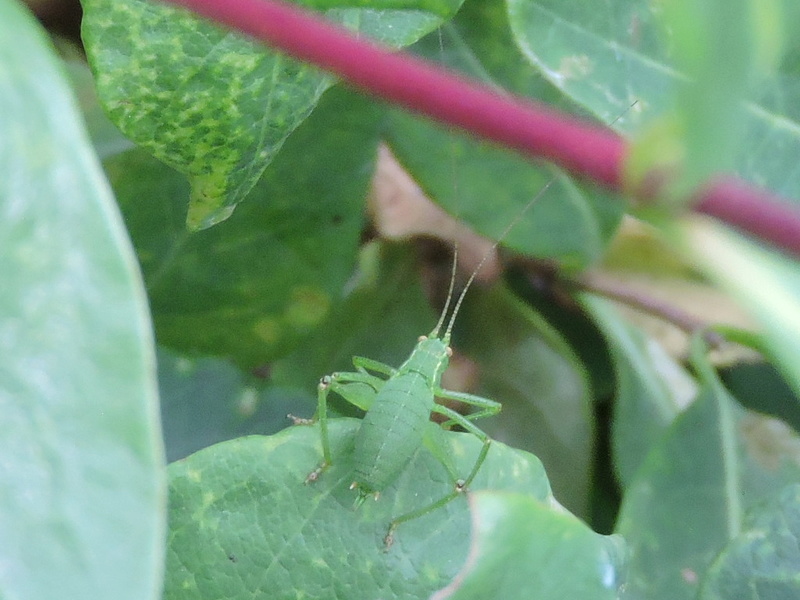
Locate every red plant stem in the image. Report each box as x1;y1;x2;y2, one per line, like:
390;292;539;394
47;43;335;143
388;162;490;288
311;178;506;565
158;0;800;257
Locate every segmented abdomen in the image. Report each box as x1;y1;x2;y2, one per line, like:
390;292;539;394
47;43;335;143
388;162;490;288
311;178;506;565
352;371;434;493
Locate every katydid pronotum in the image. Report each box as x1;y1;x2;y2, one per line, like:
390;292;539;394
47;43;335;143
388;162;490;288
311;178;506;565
293;176;555;549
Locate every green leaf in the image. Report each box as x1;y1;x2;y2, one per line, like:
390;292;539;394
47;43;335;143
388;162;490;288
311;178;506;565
582;296;697;487
157;347;313;462
457;284;594;517
615;368;800;599
412;0;565;105
659;0;763;197
684;219;800;399
81;0;465;229
505;0;800;202
109;88;378;368
60;47;135;159
271;242;438;393
721;362;800;432
386;111;624;270
432;492;626;600
164;419;552;599
700;483;800;600
0;2;164;599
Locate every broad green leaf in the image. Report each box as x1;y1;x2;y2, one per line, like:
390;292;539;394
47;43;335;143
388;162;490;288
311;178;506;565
109;88;378;368
386;111;624;270
658;0;763;197
684;218;800;399
506;0;800;202
0;2;164;599
81;0;465;229
506;0;670;133
271;242;437;394
616;364;800;599
414;0;566;107
164;419;552;599
457;284;594;517
158;348;313;462
721;361;800;432
432;492;626;600
582;296;697;487
700;483;800;599
61;52;134;159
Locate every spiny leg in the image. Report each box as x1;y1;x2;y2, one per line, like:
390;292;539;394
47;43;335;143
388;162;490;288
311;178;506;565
430;404;493;490
384;404;494;549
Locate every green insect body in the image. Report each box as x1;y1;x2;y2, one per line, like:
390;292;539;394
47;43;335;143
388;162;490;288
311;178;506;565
307;277;504;547
351;336;450;499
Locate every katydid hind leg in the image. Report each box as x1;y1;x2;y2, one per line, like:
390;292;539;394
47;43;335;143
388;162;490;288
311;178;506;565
384;407;494;550
430;403;493;489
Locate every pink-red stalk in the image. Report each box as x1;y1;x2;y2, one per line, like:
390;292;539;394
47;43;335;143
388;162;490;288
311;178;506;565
158;0;800;257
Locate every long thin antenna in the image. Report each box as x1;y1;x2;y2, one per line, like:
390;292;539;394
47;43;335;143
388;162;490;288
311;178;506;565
428;24;460;340
444;179;554;338
443;100;639;339
430;245;459;337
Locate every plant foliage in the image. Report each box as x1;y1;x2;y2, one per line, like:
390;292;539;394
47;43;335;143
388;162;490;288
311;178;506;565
3;0;800;598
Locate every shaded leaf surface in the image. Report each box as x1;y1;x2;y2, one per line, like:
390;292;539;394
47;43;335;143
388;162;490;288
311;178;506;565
685;219;800;400
0;2;164;598
433;492;626;600
271;242;437;395
386;109;624;270
700;483;800;600
506;0;800;201
81;0;464;228
582;296;696;487
616;373;800;600
165;419;552;599
458;284;594;517
110;89;377;368
158;348;313;462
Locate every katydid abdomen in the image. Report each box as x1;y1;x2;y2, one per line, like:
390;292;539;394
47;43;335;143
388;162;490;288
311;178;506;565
352;370;435;495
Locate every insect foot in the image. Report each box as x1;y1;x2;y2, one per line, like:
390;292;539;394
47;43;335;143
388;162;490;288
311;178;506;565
305;462;328;484
287;413;315;426
383;523;398;551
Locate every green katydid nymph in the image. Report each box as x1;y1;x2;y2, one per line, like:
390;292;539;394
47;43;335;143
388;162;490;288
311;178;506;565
295;177;555;549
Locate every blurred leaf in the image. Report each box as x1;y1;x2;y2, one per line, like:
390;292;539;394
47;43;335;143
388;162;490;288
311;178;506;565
386;112;624;270
158;348;312;462
81;0;465;228
506;0;800;202
582;296;697;487
659;0;762;198
0;2;164;598
413;0;565;105
457;284;594;517
615;355;800;600
271;242;438;397
700;483;800;600
685;218;800;400
109;88;378;368
721;361;800;432
432;492;626;600
506;0;668;133
164;419;554;599
59;47;134;159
